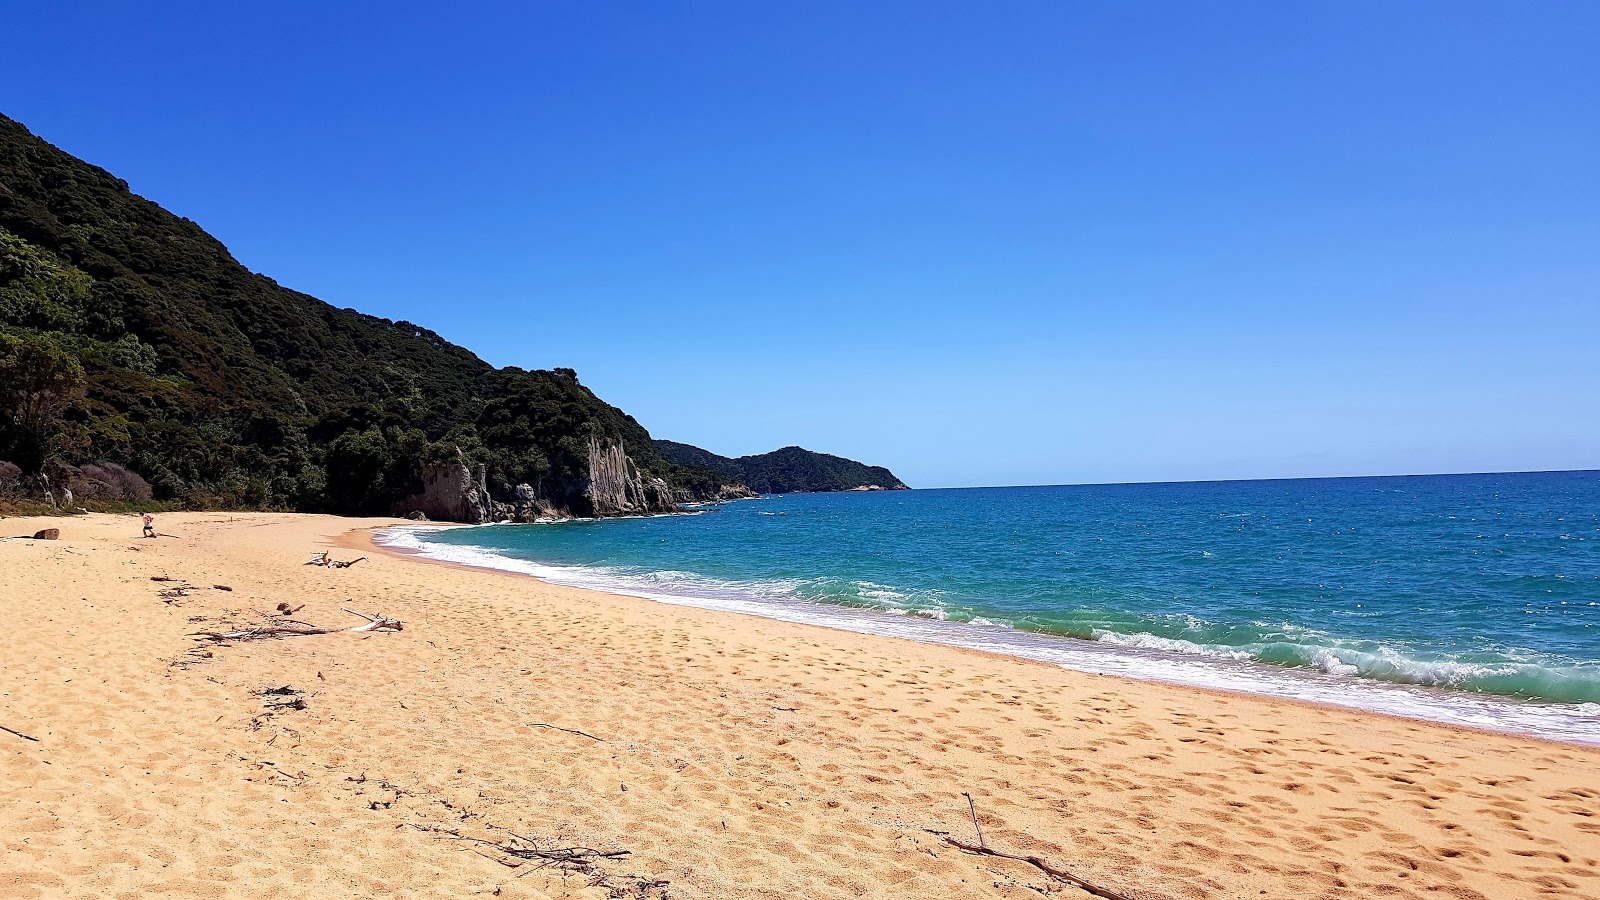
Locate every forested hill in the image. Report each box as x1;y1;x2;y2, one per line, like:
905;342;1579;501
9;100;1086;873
654;441;909;494
0;112;734;515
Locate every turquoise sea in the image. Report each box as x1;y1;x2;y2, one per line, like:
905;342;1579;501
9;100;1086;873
382;471;1600;744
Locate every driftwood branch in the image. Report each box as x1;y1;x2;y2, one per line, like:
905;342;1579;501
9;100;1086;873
409;824;661;896
963;791;985;849
934;793;1134;900
304;551;365;568
1;724;40;742
937;835;1135;900
531;723;608;743
192;609;402;642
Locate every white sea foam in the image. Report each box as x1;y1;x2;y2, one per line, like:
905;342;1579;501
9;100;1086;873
376;526;1600;746
1090;629;1254;662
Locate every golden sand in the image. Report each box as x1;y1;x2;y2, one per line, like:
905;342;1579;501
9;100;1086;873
3;512;1597;899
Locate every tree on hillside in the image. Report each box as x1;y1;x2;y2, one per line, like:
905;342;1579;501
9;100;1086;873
0;330;86;472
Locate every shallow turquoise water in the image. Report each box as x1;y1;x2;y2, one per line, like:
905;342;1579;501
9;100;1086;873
390;471;1600;741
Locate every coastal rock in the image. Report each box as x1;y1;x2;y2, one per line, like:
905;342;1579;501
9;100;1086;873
32;528;59;540
396;440;687;523
395;448;494;524
500;483;562;521
582;436;678;516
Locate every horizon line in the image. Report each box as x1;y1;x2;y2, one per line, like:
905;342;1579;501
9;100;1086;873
903;466;1599;492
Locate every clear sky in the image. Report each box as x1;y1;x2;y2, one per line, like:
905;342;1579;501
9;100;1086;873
3;2;1596;487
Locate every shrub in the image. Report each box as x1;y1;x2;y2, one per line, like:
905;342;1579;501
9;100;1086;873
0;459;20;499
73;461;153;503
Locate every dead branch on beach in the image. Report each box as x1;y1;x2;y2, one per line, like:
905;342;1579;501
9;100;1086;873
408;825;665;898
192;607;402;642
150;576;196;603
963;791;985;848
932;795;1136;900
937;836;1136;900
2;724;40;742
304;551;366;568
531;723;608;742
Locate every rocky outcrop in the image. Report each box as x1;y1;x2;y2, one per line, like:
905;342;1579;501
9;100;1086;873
493;482;563;522
582;436;678;516
713;484;759;501
394;447;495;524
395;439;695;523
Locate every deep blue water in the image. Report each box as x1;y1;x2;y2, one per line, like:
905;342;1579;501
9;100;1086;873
386;471;1600;742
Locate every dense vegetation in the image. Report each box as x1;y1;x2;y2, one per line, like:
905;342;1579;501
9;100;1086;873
654;441;908;494
0;113;722;515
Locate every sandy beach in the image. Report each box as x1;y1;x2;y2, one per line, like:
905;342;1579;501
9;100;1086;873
3;512;1597;899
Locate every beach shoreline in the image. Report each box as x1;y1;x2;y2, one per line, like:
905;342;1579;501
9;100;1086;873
357;521;1600;750
5;512;1598;899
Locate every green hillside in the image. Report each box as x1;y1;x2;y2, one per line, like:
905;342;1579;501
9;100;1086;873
0;113;719;515
654;441;908;494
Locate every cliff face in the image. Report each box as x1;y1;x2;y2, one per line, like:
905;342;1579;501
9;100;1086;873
395;438;682;523
582;436;678;517
394;448;495;523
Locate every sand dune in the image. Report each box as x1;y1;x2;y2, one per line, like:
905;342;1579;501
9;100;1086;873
3;513;1596;899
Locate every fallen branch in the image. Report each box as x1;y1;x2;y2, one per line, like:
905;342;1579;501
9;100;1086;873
1;724;40;742
192;609;402;642
937;836;1134;900
304;551;365;568
409;824;660;896
963;791;985;849
531;723;608;743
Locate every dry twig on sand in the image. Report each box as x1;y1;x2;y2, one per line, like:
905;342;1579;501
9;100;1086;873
937;837;1135;900
408;825;665;898
963;791;985;849
531;723;608;742
303;550;365;568
933;794;1136;900
192;607;402;642
1;724;40;742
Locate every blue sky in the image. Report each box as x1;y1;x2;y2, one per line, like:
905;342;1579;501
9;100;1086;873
3;2;1596;487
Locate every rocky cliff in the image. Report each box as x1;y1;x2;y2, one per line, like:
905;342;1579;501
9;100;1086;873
582;436;678;517
395;438;686;523
394;447;495;523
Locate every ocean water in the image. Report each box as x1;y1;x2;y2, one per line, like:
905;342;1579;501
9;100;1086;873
380;471;1600;744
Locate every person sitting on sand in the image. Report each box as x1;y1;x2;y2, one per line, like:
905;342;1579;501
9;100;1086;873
141;512;155;538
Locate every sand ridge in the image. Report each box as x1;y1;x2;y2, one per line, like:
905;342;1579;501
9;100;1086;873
3;512;1597;899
